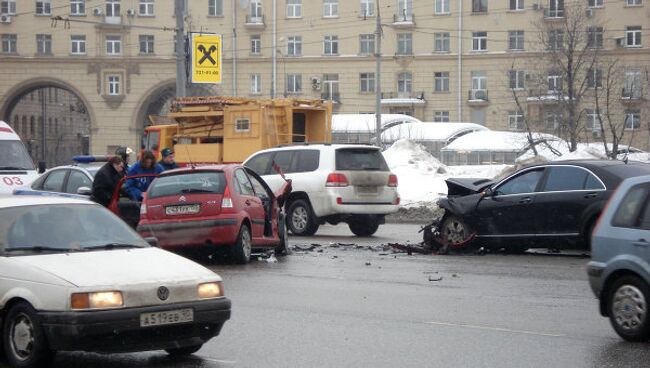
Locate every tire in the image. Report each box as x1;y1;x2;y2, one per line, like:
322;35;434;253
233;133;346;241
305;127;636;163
2;302;54;368
348;217;380;237
287;199;319;236
439;215;474;250
607;275;650;341
275;218;292;256
165;344;203;356
231;224;252;264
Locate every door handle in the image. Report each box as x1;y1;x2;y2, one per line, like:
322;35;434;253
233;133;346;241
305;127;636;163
519;197;532;204
584;193;598;199
633;239;649;247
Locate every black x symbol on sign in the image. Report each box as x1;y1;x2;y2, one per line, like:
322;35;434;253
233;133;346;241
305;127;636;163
197;44;217;65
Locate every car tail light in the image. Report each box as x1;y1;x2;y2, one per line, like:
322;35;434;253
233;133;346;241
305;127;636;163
221;185;234;212
394;197;401;205
388;174;398;187
336;197;343;205
326;173;348;187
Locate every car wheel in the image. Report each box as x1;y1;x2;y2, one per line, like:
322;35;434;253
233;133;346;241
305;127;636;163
440;215;473;249
2;302;54;368
275;219;292;256
287;199;319;236
231;224;252;264
348;217;380;237
165;344;203;356
608;275;650;341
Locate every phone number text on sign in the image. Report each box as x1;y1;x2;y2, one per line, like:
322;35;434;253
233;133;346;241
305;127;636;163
2;177;23;186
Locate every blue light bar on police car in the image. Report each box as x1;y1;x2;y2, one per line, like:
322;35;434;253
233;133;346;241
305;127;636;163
72;155;112;163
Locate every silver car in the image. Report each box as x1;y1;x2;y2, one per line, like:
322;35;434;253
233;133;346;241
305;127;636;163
588;174;650;341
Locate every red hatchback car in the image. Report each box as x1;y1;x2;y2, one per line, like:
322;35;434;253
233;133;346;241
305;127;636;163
137;165;292;264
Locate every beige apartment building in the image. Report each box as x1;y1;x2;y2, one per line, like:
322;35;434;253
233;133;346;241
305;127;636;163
0;0;648;158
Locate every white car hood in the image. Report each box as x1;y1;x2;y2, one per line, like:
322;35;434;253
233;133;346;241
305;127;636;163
13;247;219;288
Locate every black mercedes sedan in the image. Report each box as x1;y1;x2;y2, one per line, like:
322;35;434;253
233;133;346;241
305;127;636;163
432;160;650;252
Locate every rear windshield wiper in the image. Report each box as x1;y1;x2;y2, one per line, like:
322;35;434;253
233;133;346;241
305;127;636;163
4;246;73;253
82;243;144;251
180;188;215;194
362;167;381;170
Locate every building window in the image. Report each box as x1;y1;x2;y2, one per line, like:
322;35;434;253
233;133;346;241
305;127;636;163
323;74;339;99
508;31;524;50
588;0;603;7
547;70;562;93
250;74;261;94
396;33;412;55
545;111;561;130
624;69;642;98
472;0;487;12
587;27;603;48
286;74;302;93
360;73;375;92
509;0;524;10
107;75;121;95
139;35;154;54
360;0;375;16
70;0;85;15
208;0;223;16
287;36;302;56
36;34;52;54
548;29;564;50
70;35;86;55
360;34;375;55
139;0;154;16
1;1;16;14
434;32;450;52
1;34;17;54
323;0;338;17
434;72;450;92
250;35;261;54
249;0;262;21
508;111;524;130
626;26;642;47
434;111;450;122
585;109;602;131
548;0;564;16
36;0;51;15
587;68;602;88
435;0;449;14
105;35;121;55
287;0;302;18
627;0;642;6
471;71;487;91
324;35;339;55
397;72;412;95
509;70;525;90
235;118;251;132
472;32;487;51
397;0;413;19
624;109;641;130
106;0;120;17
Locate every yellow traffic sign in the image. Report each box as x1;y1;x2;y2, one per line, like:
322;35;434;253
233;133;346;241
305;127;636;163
191;33;222;84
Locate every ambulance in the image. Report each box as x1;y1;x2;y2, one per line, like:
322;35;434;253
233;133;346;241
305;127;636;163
0;121;39;194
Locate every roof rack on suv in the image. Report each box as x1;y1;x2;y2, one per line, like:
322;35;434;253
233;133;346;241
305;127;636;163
274;142;377;148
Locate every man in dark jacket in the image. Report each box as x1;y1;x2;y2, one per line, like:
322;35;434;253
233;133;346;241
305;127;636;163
158;148;179;171
90;156;125;207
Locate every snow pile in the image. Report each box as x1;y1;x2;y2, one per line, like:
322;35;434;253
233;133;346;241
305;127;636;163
383;139;448;205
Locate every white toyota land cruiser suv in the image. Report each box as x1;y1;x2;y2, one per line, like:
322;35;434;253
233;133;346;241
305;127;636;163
244;144;400;236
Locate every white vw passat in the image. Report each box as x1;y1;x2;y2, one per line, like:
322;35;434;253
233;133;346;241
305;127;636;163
0;195;231;368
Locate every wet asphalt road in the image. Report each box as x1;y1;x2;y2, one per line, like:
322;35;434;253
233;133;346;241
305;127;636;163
31;224;650;368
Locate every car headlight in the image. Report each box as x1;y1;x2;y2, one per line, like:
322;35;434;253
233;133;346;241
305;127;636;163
71;291;124;310
198;282;223;299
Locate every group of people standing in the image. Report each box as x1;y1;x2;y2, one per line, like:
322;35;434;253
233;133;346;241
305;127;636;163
90;147;179;207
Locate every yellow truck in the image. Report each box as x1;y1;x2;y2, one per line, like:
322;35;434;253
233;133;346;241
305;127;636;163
143;96;333;165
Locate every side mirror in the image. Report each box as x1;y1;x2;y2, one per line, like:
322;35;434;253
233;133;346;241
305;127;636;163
482;187;495;197
144;236;159;248
77;186;92;196
38;161;46;174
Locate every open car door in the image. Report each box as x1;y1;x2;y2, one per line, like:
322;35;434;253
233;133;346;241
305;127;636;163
108;173;159;229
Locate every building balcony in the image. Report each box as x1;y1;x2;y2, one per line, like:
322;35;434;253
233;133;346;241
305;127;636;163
245;15;265;28
380;92;425;105
526;89;565;103
104;15;122;25
468;89;489;104
544;8;564;19
392;13;415;28
321;91;340;103
621;88;643;102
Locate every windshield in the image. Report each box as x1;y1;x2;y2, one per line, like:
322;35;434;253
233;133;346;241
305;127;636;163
145;130;160;151
335;148;389;171
147;171;227;199
0;204;149;254
0;140;36;170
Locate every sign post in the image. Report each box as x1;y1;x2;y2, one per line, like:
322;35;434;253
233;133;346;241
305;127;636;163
190;33;222;84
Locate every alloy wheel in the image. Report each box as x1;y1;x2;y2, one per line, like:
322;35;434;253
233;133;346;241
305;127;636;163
291;206;308;231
